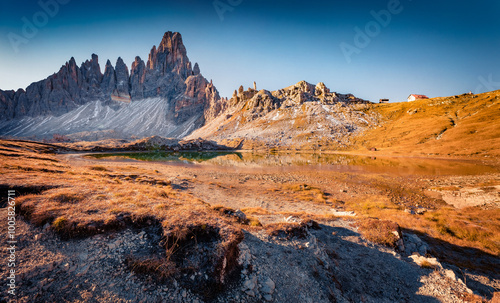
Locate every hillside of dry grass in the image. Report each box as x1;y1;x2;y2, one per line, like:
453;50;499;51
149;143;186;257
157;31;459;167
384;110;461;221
0;139;244;300
354;90;500;157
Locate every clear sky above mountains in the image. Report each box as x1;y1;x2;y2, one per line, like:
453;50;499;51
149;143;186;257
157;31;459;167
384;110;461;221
0;0;499;102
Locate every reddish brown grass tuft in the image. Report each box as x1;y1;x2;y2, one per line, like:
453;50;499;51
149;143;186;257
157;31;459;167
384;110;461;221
357;218;401;248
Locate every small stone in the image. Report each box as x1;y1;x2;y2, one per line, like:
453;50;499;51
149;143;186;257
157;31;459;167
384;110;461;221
234;210;247;221
42;281;53;291
243;277;257;290
182;290;187;298
79;252;88;261
77;264;90;276
415;208;427;215
245;290;255;297
444;269;456;281
261;277;275;294
263;294;273;301
404;209;415;215
47;262;55;271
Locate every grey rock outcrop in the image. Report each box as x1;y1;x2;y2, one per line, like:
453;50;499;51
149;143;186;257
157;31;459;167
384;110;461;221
129;56;147;100
80;53;103;97
186;80;374;149
101;60;116;95
0;55;104;120
224;80;370;122
193;63;200;76
114;57;130;98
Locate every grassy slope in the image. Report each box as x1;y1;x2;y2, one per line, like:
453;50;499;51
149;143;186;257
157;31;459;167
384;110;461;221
354;90;500;157
0;140;244;292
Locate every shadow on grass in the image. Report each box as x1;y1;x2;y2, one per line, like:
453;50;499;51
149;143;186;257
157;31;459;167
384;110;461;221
0;184;58;208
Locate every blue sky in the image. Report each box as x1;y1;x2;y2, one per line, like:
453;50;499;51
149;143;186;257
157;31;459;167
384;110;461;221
0;0;499;102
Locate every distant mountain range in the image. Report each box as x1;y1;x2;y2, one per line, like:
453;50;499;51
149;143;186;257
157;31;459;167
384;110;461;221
0;31;391;145
0;32;224;139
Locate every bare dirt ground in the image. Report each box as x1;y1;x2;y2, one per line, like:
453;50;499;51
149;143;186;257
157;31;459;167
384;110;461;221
1;148;499;302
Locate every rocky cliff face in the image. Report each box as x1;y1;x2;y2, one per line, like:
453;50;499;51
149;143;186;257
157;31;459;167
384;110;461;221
0;31;225;139
186;81;375;149
0;32;374;144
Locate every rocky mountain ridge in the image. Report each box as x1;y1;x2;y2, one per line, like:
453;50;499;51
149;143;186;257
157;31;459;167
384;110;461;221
187;80;375;149
0;31;370;141
0;32;221;137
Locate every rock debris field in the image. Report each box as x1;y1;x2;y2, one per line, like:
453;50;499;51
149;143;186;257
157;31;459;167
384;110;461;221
1;207;493;303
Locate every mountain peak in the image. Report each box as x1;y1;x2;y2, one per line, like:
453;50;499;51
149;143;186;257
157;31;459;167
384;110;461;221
287;80;315;93
158;31;183;52
193;62;200;75
147;31;190;77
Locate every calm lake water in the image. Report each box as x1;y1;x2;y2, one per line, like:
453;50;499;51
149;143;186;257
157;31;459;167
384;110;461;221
88;151;499;176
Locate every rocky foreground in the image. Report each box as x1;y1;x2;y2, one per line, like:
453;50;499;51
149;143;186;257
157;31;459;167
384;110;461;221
0;140;499;302
3;208;490;303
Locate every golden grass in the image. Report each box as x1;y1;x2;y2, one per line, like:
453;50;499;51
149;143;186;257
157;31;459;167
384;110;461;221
52;216;68;232
419;260;437;269
0;138;243;261
422;207;500;253
282;183;328;204
0;139;247;298
2;138;499;278
345;195;500;255
89;165;110;172
247;216;263;227
241;207;272;215
354;90;500;157
335;174;500;255
356;218;401;248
